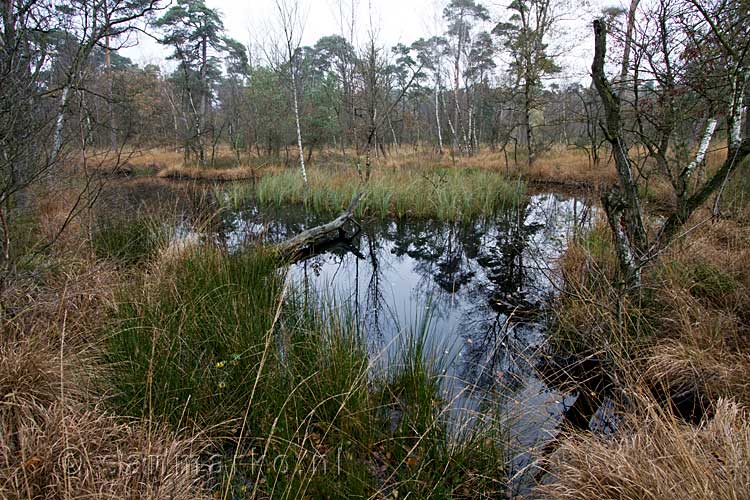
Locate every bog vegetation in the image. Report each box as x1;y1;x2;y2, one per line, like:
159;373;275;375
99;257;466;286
1;0;749;499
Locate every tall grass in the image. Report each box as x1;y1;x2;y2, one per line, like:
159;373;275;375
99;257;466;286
374;312;508;498
158;165;259;181
1;267;210;499
539;396;750;500
91;214;168;266
107;246;284;431
551;217;750;404
541;213;750;498
106;243;510;498
251;167;525;221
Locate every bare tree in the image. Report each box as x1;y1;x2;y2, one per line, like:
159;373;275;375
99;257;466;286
591;0;750;288
0;0;161;276
274;0;308;187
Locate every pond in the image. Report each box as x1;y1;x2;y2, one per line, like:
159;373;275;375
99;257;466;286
217;191;596;471
105;180;598;480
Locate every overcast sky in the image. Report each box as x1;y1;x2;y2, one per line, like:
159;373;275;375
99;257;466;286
122;0;623;83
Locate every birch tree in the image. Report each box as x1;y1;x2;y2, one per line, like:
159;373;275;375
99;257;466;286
412;36;448;154
274;0;308;187
443;0;490;156
591;0;750;288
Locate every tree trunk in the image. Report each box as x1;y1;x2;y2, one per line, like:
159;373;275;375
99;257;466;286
199;35;208;165
592;20;647;287
592;19;750;287
435;85;444;154
388;116;399;149
290;66;308;186
524;79;534;166
52;86;71;162
619;0;641;85
105;0;117;151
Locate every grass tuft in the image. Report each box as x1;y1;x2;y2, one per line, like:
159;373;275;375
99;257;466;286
0;320;210;499
539;398;750;500
105;244;510;498
544;211;750;497
158;166;260;181
91;214;167;266
106;245;284;431
250;166;525;221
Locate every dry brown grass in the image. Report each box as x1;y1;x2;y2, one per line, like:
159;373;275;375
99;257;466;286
91;147;181;173
0;315;211;499
546;206;750;498
127;147;183;167
539;398;750;500
641;217;750;408
522;146;617;187
1;184;212;499
645;340;750;408
116;146;276;173
555;211;750;401
122;144;619;190
370;144;618;189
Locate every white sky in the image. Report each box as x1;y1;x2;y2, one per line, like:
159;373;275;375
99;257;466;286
122;0;623;83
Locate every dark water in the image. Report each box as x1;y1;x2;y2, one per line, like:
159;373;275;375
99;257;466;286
217;193;596;469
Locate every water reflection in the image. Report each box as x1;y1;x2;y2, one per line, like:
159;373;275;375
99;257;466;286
221;194;594;440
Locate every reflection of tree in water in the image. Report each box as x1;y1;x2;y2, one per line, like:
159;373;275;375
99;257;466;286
461;195;594;397
343;199;552;399
218;205;322;247
216;193;591;404
388;218;483;296
371;195;588;400
364;227;385;339
457;199;547;397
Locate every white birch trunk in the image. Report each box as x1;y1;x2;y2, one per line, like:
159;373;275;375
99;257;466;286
291;68;308;186
388;116;398;149
434;86;444;154
684;118;718;179
731;86;744;151
441;91;459;152
52;86;71;161
612;215;641;286
467;105;474;155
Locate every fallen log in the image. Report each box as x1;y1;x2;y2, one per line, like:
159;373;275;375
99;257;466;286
275;192;364;262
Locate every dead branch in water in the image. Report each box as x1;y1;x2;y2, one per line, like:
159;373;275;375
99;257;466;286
275;192;364;262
